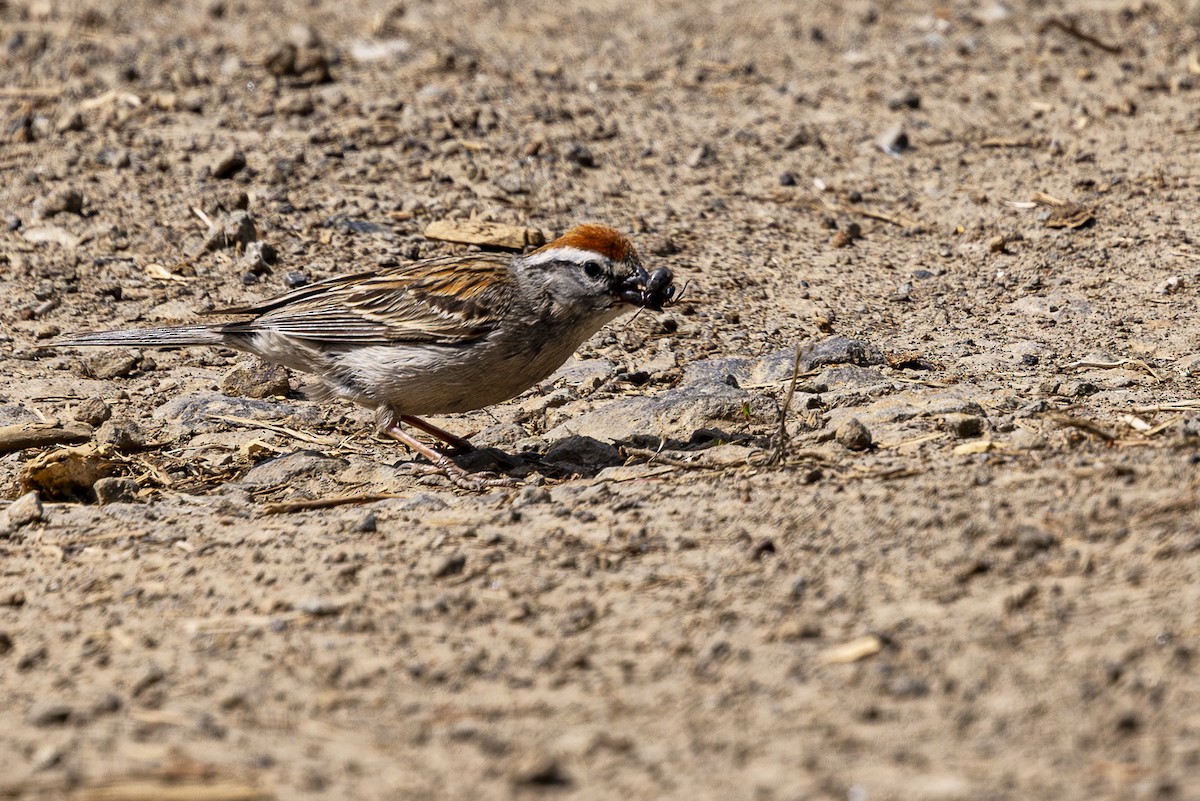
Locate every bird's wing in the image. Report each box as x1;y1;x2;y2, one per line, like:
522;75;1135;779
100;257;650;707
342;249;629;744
216;254;516;346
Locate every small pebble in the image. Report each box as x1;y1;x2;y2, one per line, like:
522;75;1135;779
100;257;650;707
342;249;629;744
221;361;292;399
510;754;571;787
74;396;112;426
887;90;921;110
94;477;139;505
836;418;873;451
686;143;716;168
97;420;146;452
876;123;909;155
202;210;257;252
431;553;466;579
5;491;44;529
39;186;83;217
210;145;247;179
563;142;597;168
27;701;72;727
943;413;985;439
241;241;277;274
87;351;139;379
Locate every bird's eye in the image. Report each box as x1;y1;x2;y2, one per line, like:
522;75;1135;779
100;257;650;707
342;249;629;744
583;261;604;280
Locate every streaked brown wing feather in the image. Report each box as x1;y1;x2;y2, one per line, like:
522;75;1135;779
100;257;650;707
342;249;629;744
216;254;514;346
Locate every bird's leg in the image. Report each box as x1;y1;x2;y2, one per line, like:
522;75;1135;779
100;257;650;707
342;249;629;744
399;414;475;454
375;408;512;490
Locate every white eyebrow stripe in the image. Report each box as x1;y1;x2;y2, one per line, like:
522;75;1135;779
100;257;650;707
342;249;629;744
521;246;604;267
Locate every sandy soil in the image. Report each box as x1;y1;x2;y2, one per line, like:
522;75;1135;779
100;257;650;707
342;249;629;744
3;0;1200;798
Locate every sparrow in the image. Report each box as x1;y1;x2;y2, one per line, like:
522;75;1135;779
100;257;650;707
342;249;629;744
54;224;676;486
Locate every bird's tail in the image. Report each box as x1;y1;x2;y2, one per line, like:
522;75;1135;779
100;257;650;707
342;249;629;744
52;325;228;349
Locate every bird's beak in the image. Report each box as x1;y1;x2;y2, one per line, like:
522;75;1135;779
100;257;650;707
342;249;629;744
613;265;675;311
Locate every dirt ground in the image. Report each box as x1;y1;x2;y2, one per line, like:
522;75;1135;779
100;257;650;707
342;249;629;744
3;0;1200;798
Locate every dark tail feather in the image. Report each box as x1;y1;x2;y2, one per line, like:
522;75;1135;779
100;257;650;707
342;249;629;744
52;325;228;349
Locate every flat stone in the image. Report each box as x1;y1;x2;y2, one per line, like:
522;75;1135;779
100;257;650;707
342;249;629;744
96;419;146;451
239;450;347;486
221;360;292;399
543;435;621;473
154;392;303;436
94;476;139;505
799;336;887;371
5;491;44;528
0;404;39;427
87;351;140;379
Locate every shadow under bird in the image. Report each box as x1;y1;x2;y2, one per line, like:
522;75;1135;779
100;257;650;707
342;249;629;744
54;224;676;486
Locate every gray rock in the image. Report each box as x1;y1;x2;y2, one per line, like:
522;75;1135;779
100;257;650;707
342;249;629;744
96;419;146;451
545;370;775;445
397;493;450;512
836;418;873;450
681;357;754;387
240;240;278;274
799;336;886;371
87;351;140;379
202;210;256;252
5;491;43;529
38;186;83;217
1063;380;1099;397
942;413;985;438
210;145;246;179
154;392;302;435
73;396;112;426
221;360;291;399
239;450;347;485
816;365;889;389
0;404;39;426
94;477;139;505
1007;294;1092;323
544;436;621;473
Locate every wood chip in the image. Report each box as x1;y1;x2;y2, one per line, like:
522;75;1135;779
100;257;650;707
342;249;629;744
0;422;93;454
423;220;544;250
822;634;883;664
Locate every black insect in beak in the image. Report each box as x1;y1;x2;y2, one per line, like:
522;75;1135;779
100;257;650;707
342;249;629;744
615;265;676;311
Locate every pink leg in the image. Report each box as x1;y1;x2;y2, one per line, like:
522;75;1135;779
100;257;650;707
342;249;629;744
381;421;459;471
376;408;513;490
400;415;475;453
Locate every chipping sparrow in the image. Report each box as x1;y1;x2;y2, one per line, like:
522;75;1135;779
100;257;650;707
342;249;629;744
55;224;676;486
